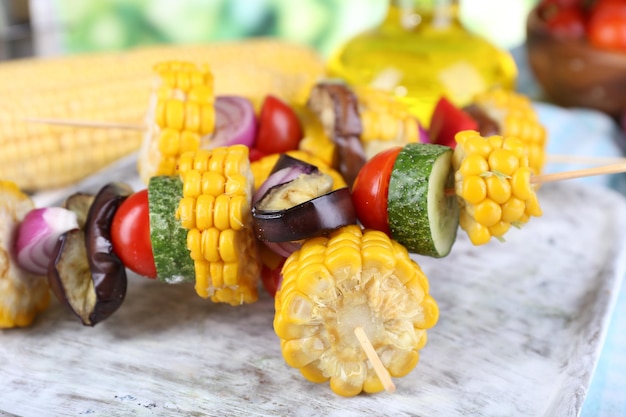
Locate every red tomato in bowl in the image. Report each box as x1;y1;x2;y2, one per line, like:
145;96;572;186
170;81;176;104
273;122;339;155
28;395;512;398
254;95;303;155
588;0;626;51
111;189;157;278
538;1;587;40
351;146;402;236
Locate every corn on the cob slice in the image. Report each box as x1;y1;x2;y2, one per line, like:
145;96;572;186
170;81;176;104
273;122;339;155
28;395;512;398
138;60;215;183
471;88;547;175
353;86;421;159
177;145;260;305
0;180;50;328
453;130;542;245
274;225;438;396
0;39;326;191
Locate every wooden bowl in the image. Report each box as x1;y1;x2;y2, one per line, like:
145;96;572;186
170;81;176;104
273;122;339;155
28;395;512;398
526;5;626;118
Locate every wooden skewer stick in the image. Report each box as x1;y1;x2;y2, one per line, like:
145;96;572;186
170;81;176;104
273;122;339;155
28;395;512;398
530;162;626;184
353;326;396;394
22;117;144;131
547;154;626;166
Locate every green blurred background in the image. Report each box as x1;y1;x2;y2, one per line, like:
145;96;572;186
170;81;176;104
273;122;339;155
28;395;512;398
1;0;538;60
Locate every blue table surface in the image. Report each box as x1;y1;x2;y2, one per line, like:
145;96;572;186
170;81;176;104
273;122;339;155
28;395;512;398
513;47;626;417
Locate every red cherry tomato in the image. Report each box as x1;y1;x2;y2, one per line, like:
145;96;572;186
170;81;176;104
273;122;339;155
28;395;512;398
248;147;268;162
260;260;285;298
588;0;626;51
538;2;587;40
254;95;303;155
351;147;402;236
111;189;157;278
429;96;478;149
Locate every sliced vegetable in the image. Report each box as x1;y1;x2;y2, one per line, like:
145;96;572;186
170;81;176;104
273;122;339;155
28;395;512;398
255;95;303;155
49;183;132;326
274;225;439;396
252;154;319;204
351;146;403;237
428;96;479;148
15;207;79;275
307;81;365;186
453;131;542;245
254;185;355;243
176;145;260;305
387;143;460;258
147;176;195;284
47;191;94;325
210;95;258;148
111;189;157;278
252;154;357;256
84;183;133;323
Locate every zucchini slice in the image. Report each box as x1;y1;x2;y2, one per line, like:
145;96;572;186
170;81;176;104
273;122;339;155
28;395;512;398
387;143;459;258
148;176;195;283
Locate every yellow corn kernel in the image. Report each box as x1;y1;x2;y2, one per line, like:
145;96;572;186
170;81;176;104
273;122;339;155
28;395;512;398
180;131;201;153
485;175;512;205
501;197;526;223
186;228;202;261
194;260;210;298
460;211;492;245
178;197;196;229
511;167;533;200
157;128;180;156
201;171;225;196
463;135;493;160
213;194;231;231
489;221;511;238
459;154;490;178
191;149;212;172
471;197;502;227
195;194;215;230
488;148;519;177
229;195;247;230
300;362;329;383
201;227;221;263
459;175;487;205
182;170;202;198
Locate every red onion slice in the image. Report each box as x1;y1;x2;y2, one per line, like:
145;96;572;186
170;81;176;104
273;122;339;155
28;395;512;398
15;207;79;275
252;154;320;205
208;95;257;148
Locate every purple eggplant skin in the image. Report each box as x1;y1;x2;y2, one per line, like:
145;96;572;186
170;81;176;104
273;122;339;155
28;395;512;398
83;182;133;326
307;82;365;186
48;228;94;325
252;187;356;243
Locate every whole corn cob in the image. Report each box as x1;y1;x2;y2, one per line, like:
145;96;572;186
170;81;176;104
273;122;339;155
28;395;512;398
138;60;216;183
0;180;50;328
274;224;439;397
453;130;542;245
176;145;260;305
470;88;547;175
0;39;326;191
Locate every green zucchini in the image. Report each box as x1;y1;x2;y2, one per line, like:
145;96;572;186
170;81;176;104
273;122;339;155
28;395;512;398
387;143;459;258
148;176;195;283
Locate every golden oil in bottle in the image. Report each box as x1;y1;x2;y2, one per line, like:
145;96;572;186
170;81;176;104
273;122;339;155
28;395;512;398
326;0;518;125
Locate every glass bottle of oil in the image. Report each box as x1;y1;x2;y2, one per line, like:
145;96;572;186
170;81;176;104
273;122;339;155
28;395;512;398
326;0;518;125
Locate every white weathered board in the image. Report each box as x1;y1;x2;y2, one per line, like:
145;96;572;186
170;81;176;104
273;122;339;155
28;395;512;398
3;171;626;417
